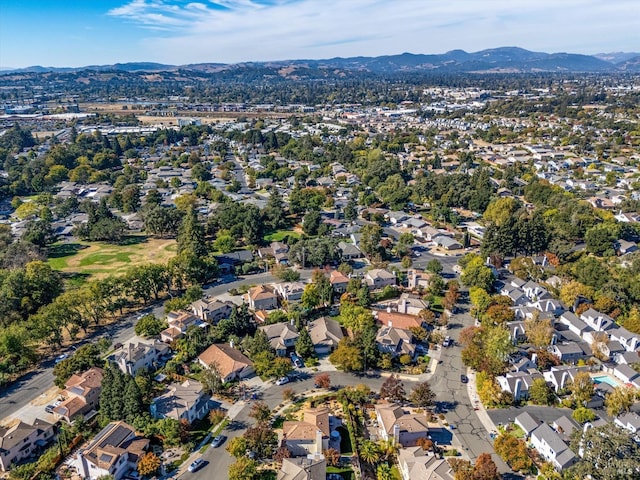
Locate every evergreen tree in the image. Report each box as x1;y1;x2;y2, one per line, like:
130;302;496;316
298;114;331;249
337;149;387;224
264;190;286;231
99;365;115;419
295;328;315;359
123;376;144;423
177;208;208;257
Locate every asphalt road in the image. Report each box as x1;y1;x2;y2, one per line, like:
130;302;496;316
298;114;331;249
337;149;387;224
0;248;463;422
181;371;393;480
431;301;517;477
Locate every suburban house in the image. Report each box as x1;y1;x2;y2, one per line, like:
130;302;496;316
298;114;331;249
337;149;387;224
247;285;279;311
551;342;587;364
397;447;454;480
281;407;336;457
338;241;363;260
612;364;639;384
614;412;640;434
558;312;591;338
258;241;290;264
365;269;396;289
198;343;254;383
580;308;615;332
500;284;528;306
396;293;429;316
53;367;103;423
506;321;527;344
150;379;210;424
543;366;582;393
274;282;306;303
432;234;462;250
307;317;344;355
376;326;416;359
72;421;149;480
496;371;544;402
110;340;171;376
259;322;299;356
329;270;349;293
278;456;326;480
0;419;55;472
608;326;640;352
160;310;208;343
407;269;432;290
530;423;576;471
375;310;424;331
515;412;542;438
374;403;430;447
190;299;233;323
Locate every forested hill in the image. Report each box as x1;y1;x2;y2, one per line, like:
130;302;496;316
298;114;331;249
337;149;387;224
4;47;640;75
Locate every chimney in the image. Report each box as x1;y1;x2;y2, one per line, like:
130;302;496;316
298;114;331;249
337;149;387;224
291;318;295;326
316;429;323;454
230;340;234;349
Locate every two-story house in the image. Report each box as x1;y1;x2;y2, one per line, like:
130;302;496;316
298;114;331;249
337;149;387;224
329;270;349;293
150;379;210;425
365;269;396;290
259;322;299;356
160;310;208;343
190;299;233;324
376;326;416;359
397;447;454;480
530;423;576;471
0;419;55;472
247;285;279;311
274;282;306;303
374;403;430;447
198;343;254;383
53;367;103;423
282;407;335;457
278;456;326;480
72;421;149;480
307;317;344;355
110;340;171;376
496;371;544;402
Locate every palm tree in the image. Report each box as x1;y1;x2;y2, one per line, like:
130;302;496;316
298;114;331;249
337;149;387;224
377;438;399;461
376;463;394;480
359;440;381;464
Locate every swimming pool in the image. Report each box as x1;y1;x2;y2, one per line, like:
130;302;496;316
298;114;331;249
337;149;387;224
593;375;619;387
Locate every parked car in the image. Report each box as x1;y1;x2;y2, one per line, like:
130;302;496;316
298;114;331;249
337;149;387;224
442;336;451;348
276;376;290;386
460;374;468;383
210;435;226;448
188;459;205;473
45;405;55;414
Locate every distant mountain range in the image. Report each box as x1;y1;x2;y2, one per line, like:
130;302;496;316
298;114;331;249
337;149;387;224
4;47;640;75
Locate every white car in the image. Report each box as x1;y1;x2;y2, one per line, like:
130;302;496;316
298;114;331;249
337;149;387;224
55;354;69;364
275;376;290;386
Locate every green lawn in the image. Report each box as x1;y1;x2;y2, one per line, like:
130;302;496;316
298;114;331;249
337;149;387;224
264;230;300;242
326;466;354;480
47;236;177;279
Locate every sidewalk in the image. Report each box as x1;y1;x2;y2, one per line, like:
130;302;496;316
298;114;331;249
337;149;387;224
465;368;499;436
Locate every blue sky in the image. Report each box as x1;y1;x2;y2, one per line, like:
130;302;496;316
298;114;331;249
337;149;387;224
0;0;638;68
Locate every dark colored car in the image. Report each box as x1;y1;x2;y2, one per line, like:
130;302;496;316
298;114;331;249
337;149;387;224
460;374;468;383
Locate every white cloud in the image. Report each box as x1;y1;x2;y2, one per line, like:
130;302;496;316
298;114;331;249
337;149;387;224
107;0;640;63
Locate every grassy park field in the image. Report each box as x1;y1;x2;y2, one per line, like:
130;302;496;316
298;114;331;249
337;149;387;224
48;236;177;279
